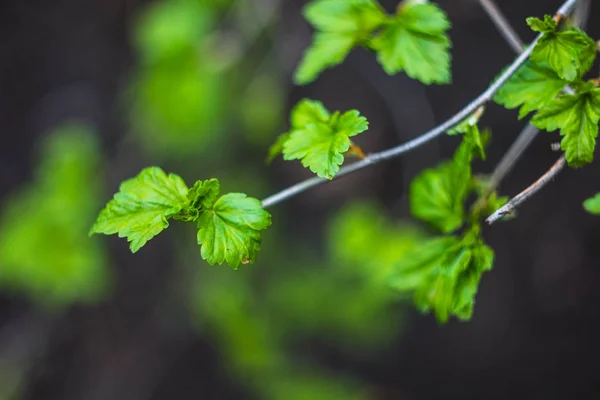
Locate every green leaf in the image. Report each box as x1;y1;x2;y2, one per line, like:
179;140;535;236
294;0;386;85
526;15;556;34
388;233;494;323
268;99;331;163
529;21;596;81
91;167;190;252
532;88;600;167
295;33;356;86
371;2;451;84
176;178;221;222
282;100;369;179
409;132;480;233
583;193;600;214
388;236;459;293
291;98;331;127
493;60;567;119
197;193;272;269
410;162;466;233
188;179;220;211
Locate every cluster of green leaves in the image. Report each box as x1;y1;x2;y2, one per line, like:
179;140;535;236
90;168;271;269
388;119;506;323
494;15;599;167
0;124;111;308
295;0;451;85
268;99;369;179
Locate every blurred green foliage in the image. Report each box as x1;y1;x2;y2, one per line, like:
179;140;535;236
0;124;111;309
131;0;227;156
188;201;421;399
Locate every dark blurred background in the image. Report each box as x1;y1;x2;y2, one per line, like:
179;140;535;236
1;0;599;399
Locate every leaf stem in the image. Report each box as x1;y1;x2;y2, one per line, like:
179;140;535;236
486;155;566;224
261;0;579;209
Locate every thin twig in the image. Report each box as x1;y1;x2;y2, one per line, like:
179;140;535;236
478;0;524;53
485;123;540;194
481;0;588;222
261;0;579;209
486;155;566;224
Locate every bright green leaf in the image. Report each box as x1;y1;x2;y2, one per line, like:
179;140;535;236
176;178;221;222
529;22;596;81
532;88;600;167
197;193;272;269
294;0;386;85
91;167;190;252
188;179;220;211
494;60;567;119
371;2;451;84
583;193;600;214
281;100;369;179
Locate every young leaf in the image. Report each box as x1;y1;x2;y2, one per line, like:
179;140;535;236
294;0;386;85
371;2;451;84
176;178;221;222
532;88;600;167
493;60;567;119
281;101;369;179
90;167;190;252
197;193;272;269
526;15;557;34
527;17;596;81
583;193;600;214
188;179;220;211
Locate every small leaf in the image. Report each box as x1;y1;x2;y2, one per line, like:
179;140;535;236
583;193;600;214
294;0;386;85
91;167;189;252
282;101;369;179
371;2;451;84
176;178;221;222
526;15;557;34
197;193;272;269
494;60;567;119
532;88;600;167
188;179;220;210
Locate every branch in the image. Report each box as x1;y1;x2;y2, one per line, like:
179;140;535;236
261;0;579;209
478;0;524;54
486;155;566;224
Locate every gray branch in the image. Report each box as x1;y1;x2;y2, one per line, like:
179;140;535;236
486;156;566;224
